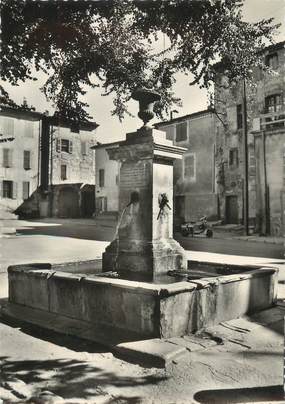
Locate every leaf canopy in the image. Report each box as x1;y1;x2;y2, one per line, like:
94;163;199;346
0;0;279;122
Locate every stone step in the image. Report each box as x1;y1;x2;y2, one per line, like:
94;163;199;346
0;227;16;235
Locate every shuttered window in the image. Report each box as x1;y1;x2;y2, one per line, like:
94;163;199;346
99;169;105;187
23;150;31;170
176;122;187;142
229;148;239;167
22;181;30;200
56;139;73;153
3;148;12;167
3;180;13;198
237;104;243;129
3;118;14;137
81;141;87;155
61;165;67;180
24;120;33;137
184;153;196;181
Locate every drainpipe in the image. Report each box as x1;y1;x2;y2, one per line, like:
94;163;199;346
49;124;54;217
37;119;41;188
242;78;249;235
262;130;270;234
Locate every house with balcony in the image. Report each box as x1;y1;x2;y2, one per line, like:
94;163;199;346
214;40;285;236
0;105;42;216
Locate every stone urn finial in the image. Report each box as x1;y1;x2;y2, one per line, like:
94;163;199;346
132;88;161;127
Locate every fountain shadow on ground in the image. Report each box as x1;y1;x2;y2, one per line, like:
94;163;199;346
0;355;167;402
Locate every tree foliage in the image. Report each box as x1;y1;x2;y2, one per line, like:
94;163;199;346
1;0;279;122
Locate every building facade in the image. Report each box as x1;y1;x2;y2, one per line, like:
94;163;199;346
155;109;218;226
0;106;42;215
214;40;285;235
93;141;121;214
39;116;98;218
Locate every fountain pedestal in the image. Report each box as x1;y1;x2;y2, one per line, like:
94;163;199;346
102;126;187;280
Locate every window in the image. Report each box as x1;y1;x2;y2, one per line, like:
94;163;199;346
61;139;71;153
160;125;174;141
23;150;31;170
115;174;119;185
61;164;67;180
265;53;278;69
81;141;87;155
24;121;33;137
3;180;13;199
2;148;12;167
176;122;187;142
265;94;282;113
56;139;73;153
22;181;30;200
237;104;243;129
99;169;105;187
184;153;196;181
2;118;14;137
229;148;239;167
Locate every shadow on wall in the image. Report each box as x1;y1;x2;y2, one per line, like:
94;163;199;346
194;385;283;403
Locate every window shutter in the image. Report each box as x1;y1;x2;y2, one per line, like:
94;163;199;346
24;121;33;137
81;141;87;155
3;149;8;167
176;122;187;142
9;149;13;167
227;106;237;131
12;182;17;199
3;118;14;137
56;139;61;152
69;140;73;154
0;181;2;198
3;149;12;167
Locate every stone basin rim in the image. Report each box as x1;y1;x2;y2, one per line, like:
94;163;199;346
8;263;278;296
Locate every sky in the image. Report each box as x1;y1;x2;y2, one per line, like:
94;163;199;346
2;0;285;143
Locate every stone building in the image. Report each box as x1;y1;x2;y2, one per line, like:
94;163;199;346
0;105;42;215
214;40;285;235
39;115;99;218
155;109;218;227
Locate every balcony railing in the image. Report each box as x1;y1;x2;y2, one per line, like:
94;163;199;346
260;109;285;131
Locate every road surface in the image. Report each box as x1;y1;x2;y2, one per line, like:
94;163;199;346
16;220;284;260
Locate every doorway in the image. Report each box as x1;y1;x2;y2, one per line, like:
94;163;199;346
81;191;95;217
58;187;80;218
225;195;239;224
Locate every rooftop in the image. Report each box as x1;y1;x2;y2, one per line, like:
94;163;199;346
91;140;124;150
0;105;43;121
154;108;214;127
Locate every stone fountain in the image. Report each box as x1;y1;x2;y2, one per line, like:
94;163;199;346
4;89;278;344
102;88;187;281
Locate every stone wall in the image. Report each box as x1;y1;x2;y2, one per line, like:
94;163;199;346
214;41;285;232
51;126;96;185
